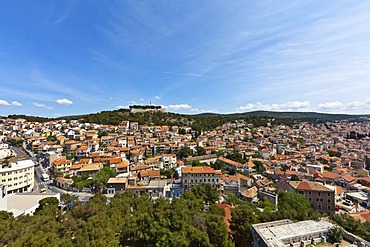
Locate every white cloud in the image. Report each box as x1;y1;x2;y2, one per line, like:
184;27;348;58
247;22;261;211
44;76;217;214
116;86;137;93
0;100;22;106
163;104;192;110
56;98;73;105
239;101;311;112
317;100;370;112
139;99;144;101
318;101;344;109
0;100;11;106
116;105;128;109
11;101;22;106
155;96;161;100
347;101;367;109
33;102;53;110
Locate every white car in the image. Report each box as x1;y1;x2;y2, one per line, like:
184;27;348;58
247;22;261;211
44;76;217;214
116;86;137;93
343;199;354;206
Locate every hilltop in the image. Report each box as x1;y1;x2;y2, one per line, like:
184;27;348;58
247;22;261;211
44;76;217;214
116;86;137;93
7;110;369;131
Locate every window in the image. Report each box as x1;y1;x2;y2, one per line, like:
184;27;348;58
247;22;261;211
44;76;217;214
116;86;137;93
309;198;312;201
308;192;312;195
318;204;322;209
318;192;321;196
327;193;331;197
327;199;331;203
8;178;12;181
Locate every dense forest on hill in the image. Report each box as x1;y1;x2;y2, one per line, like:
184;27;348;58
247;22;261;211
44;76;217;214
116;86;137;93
7;109;368;131
0;184;326;247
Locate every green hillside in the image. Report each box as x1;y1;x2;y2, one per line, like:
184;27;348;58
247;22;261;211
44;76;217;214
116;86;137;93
7;109;369;131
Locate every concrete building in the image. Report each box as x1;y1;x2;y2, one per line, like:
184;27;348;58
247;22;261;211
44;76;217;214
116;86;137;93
184;154;218;166
0;147;12;159
45;151;60;166
0;159;34;193
252;219;334;247
51;157;72;176
181;166;222;191
289;181;335;213
0;185;60;217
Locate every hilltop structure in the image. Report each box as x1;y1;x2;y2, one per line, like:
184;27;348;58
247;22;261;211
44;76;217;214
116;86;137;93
129;105;164;113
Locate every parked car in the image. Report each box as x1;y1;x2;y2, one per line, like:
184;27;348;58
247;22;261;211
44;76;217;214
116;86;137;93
343;199;354;206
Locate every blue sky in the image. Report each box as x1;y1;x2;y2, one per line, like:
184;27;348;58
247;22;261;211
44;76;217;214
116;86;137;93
1;1;370;117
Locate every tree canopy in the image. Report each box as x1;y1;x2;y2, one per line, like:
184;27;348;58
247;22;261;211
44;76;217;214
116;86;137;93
0;186;232;247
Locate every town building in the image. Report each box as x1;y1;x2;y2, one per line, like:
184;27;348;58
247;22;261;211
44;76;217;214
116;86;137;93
181;166;222;191
0;159;34;193
252;219;334;247
288;181;335;213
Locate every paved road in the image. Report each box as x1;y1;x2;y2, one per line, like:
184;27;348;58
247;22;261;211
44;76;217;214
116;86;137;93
11;145;94;201
11;146;49;193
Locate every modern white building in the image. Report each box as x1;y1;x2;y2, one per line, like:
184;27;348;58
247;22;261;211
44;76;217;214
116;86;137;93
0;159;34;193
252;219;334;247
0;147;12;159
0;185;60;217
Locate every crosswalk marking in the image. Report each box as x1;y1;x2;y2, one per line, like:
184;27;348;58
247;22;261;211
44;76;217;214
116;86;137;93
38;181;52;186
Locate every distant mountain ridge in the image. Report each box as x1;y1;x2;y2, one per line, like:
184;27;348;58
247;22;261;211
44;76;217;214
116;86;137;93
195;110;369;120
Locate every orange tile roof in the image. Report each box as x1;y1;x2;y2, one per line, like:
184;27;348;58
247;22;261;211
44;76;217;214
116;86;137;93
218;156;243;167
52;158;71;166
140;169;160;178
322;171;341;180
116;160;129;168
290;181;333;192
182;166;221;175
109;157;122;164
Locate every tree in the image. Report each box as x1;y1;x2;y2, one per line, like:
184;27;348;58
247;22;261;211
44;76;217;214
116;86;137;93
226;150;246;163
92;167;117;188
290;174;299;181
328;226;343;243
195;146;206;156
191;184;219;204
211;160;223;170
205;214;233;247
34;197;60;216
191;160;203;167
275;192;318;221
177;147;193;159
228;168;236;175
252;160;263;171
230;203;259;246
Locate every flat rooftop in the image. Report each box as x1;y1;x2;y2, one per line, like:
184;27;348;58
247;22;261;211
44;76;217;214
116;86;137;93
254;220;334;246
6;193;60;217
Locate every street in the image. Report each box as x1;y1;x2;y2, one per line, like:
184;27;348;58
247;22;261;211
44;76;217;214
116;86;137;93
11;146;54;194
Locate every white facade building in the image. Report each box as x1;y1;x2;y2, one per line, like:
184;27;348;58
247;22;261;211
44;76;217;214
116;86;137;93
0;159;34;193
